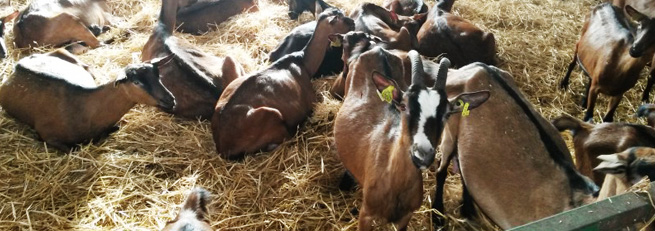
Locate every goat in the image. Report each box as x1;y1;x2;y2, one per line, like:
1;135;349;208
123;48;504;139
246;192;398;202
612;0;655;103
161;188;212;231
0;49;175;152
560;3;655;122
12;0;114;53
351;3;421;51
327;31;442;99
0;11;18;58
637;104;655;127
334;47;488;230
415;0;496;67
287;0;332;20
552;114;655;186
594;147;655;200
175;0;258;34
142;0;245;120
382;0;427;16
268;3;348;78
211;8;354;159
432;63;598;229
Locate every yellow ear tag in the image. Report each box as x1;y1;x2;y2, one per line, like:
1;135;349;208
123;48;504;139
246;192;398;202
330;39;342;47
459;99;470;117
379;85;395;103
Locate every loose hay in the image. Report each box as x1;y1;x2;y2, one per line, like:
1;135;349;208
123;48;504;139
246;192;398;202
0;0;651;230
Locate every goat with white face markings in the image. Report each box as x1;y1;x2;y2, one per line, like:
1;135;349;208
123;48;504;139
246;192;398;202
333;48;488;231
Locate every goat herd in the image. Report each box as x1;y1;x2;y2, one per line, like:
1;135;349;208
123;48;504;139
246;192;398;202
0;0;655;230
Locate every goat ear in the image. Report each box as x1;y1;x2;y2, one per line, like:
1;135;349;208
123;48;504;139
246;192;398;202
626;5;647;22
447;91;490;117
593;154;628;174
412;12;427;23
372;71;403;106
314;0;324;18
182;188;210;221
328;33;344;48
150;54;174;69
2;11;18;23
114;75;127;87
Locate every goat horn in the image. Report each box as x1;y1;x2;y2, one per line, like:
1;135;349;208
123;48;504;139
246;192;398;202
408;50;424;86
434;57;451;89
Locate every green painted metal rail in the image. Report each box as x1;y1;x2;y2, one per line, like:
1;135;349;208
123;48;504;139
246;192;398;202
508;182;655;231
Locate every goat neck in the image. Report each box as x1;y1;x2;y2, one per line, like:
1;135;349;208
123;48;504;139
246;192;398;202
82;83;136;132
301;17;334;77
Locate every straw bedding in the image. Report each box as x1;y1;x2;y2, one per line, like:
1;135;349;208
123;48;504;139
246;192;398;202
0;0;651;230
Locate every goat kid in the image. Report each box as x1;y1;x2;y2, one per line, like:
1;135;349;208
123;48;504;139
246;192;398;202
0;49;175;152
211;8;354;159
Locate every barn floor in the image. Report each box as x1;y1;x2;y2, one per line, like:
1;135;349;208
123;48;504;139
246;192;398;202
0;0;650;230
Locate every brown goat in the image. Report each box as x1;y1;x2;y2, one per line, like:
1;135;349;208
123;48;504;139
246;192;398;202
268;3;350;78
0;49;175;152
211;8;354;159
327;29;450;100
0;11;18;58
637;104;655;127
560;3;655;122
382;0;427;16
142;0;245;120
415;1;496;67
612;0;655;103
287;0;331;20
433;64;598;229
175;0;258;34
552;114;655;185
351;3;420;51
12;0;114;53
594;147;655;200
335;48;488;230
161;188;212;231
328;31;428;99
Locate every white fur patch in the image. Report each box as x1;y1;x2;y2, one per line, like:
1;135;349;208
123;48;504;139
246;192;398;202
412;90;441;158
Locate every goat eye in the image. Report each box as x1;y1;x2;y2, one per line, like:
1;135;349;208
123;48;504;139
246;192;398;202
133;80;143;86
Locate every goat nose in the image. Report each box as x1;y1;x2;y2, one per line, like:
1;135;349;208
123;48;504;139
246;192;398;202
629;47;643;58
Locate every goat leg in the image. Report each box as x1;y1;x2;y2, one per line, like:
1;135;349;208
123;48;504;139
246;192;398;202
643;65;654;103
603;95;623;122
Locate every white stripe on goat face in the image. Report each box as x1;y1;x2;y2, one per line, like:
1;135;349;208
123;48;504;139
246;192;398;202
412;89;440;168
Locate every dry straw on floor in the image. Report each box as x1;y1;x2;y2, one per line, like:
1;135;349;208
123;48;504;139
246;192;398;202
0;0;651;230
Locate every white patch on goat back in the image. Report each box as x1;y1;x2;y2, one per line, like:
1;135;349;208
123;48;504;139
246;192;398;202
413;90;441;151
